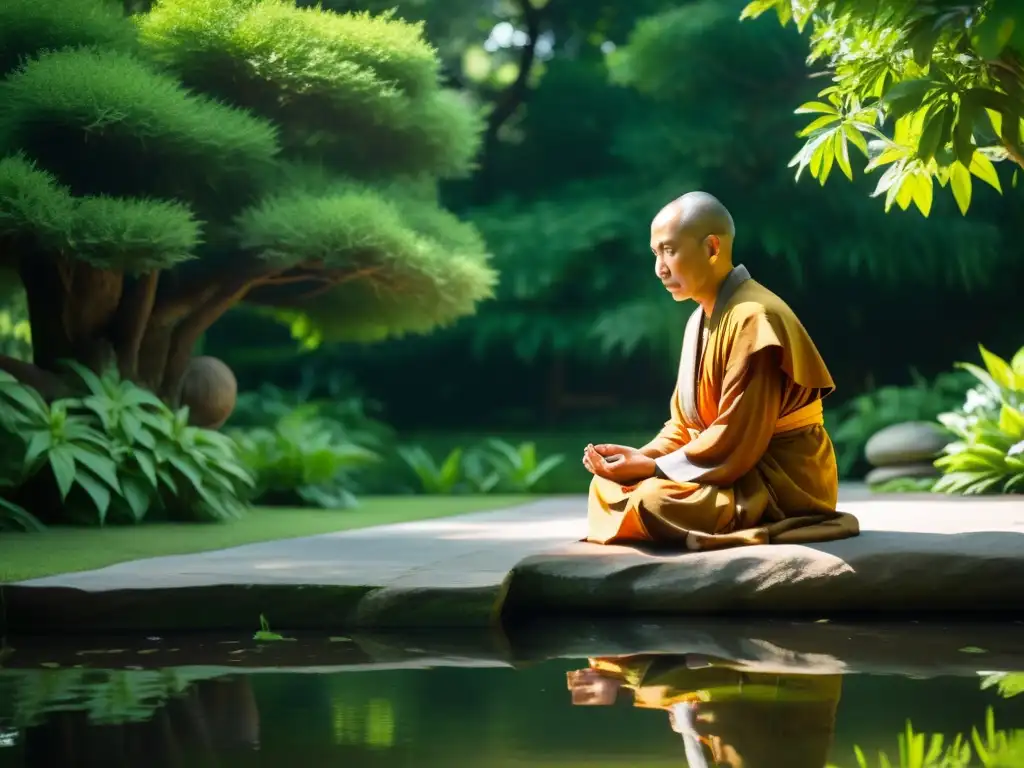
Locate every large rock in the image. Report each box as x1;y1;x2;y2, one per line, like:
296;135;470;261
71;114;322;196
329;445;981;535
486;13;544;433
865;421;951;467
865;463;940;487
501;499;1024;617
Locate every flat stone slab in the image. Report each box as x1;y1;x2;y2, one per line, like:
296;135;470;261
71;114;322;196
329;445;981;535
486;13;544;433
4;489;1024;633
502;497;1024;617
3;498;585;632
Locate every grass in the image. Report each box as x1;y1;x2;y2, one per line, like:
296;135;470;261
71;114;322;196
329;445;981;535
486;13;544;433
0;495;530;583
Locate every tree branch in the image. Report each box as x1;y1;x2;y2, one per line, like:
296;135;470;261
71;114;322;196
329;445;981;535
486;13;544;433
0;355;72;400
158;263;283;401
113;271;160;380
477;0;544;196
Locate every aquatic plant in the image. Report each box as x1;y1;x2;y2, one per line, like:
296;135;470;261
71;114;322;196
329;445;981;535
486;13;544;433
833;708;1024;768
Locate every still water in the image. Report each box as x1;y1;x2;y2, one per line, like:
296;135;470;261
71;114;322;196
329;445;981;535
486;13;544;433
2;635;1024;767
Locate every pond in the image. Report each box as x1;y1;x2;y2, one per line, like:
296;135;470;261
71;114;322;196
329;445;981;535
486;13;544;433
1;623;1024;767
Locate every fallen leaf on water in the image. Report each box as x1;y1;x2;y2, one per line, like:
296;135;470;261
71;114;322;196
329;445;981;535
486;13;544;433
959;646;988;654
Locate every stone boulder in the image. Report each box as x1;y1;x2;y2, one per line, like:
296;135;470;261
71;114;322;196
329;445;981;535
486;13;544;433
865;463;940;488
179;356;238;429
865;421;950;467
501;500;1024;617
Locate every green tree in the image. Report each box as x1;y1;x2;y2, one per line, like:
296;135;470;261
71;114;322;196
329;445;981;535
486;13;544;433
0;0;494;422
460;0;1016;365
741;0;1024;216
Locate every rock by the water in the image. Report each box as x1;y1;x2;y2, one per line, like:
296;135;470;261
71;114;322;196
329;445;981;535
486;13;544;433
865;421;950;467
502;499;1024;617
865;463;940;487
179;356;237;429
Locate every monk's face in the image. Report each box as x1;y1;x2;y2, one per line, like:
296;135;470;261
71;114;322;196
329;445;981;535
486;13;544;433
650;210;721;303
566;668;622;706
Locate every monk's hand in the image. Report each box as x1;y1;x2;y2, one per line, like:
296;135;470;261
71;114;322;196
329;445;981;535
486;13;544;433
582;443;656;484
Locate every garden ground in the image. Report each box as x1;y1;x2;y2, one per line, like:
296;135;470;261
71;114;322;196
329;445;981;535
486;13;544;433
0;495;528;583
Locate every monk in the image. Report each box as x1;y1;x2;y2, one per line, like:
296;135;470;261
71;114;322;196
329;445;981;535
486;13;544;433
582;191;859;551
567;654;843;768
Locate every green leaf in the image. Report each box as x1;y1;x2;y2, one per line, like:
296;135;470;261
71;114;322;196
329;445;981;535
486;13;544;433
168;454;204;489
63;360;106;395
881;79;934;119
797;114;841;137
1011;346;1024;375
969;151;1002;192
0;497;45;532
916;104;951;163
999;404;1024;439
23;430;53;470
795;101;840;116
949;161;972;215
834;131;854;180
134;450;158;486
49;445;76;500
0;382;49;419
738;0;777;21
842;124;869;157
970;5;1016;60
75;469;112;523
69;446;121;491
121;474;152;521
979;344;1016;389
911;173;934;216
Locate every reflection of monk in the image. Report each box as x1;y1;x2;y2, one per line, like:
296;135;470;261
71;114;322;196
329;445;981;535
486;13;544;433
568;654;842;768
582;192;858;551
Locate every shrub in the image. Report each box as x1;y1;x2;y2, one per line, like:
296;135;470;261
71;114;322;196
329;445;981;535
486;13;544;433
933;344;1024;495
230;405;380;508
397;439;565;495
828;370;972;478
0;364;253;526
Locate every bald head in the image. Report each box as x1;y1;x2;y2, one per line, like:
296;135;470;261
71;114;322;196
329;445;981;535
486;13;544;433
650;192;736;306
657;191;735;240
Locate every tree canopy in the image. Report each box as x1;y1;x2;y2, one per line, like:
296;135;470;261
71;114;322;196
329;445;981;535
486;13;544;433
742;0;1024;216
0;0;494;411
448;0;1017;368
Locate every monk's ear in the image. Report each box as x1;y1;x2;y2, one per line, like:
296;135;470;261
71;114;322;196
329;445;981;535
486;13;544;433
704;234;721;261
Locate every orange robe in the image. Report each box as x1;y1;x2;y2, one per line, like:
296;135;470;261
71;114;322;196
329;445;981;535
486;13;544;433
588;265;859;550
583;655;842;768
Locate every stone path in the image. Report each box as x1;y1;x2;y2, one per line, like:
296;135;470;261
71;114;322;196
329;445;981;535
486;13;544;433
4;487;1023;633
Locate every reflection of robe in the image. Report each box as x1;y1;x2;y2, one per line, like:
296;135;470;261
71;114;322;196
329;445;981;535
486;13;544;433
589;655;842;768
587;265;859;550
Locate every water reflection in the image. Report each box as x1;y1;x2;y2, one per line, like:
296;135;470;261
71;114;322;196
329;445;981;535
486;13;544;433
11;676;259;767
2;648;1024;767
568;655;841;768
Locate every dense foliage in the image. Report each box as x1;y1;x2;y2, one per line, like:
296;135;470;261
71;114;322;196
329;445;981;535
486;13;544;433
0;0;494;412
0;365;253;530
743;0;1024;216
227;377;389;507
934;343;1024;494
